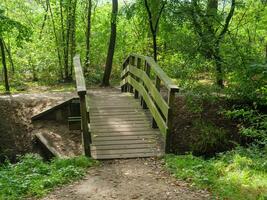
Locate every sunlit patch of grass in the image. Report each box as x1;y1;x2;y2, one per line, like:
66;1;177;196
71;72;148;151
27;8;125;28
0;154;98;199
165;146;267;200
0;81;77;94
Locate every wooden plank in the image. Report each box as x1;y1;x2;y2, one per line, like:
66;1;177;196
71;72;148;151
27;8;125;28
91;152;158;160
122;65;169;118
91;148;157;155
91;143;155;150
121;76;168;135
91;120;150;126
73;55;86;95
92;131;160;137
90;118;151;124
92;139;155;146
35;132;64;158
128;54;179;91
91;123;150;129
31;98;75;121
91;114;151;120
93;132;159;138
92;127;155;133
87;87;164;159
91;109;143;114
92;135;157;141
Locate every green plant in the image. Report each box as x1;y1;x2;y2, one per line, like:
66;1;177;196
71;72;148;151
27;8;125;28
0;154;98;199
190;119;228;154
223;108;267;146
165;146;267;200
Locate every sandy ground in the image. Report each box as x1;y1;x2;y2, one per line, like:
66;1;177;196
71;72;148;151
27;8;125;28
41;158;211;200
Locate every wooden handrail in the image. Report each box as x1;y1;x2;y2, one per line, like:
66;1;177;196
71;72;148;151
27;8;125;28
73;55;91;157
120;54;179;153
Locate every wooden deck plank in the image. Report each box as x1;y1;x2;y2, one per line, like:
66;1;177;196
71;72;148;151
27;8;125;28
91;148;158;155
88;88;164;159
91;143;156;150
92;135;158;141
92;140;155;146
91;152;159;160
92;127;157;133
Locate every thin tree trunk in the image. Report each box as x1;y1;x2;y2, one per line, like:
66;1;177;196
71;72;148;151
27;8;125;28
47;0;64;79
60;0;69;80
144;0;165;62
101;0;118;86
85;0;92;71
39;2;49;40
214;42;224;88
3;40;14;74
70;0;77;78
0;37;10;93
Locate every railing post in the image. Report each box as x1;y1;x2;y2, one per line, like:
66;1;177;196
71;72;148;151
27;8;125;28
141;62;150;109
74;55;91;157
128;56;134;93
79;93;91;157
152;76;161;128
165;88;178;153
121;58;129;93
134;58;141;99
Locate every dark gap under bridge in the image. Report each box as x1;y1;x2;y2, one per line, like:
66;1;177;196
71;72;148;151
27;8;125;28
32;54;179;159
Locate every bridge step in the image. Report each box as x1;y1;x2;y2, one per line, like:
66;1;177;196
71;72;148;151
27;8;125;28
88;88;164;160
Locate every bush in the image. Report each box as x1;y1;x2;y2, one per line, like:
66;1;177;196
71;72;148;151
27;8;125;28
0;154;97;199
165;146;267;200
223;108;267;147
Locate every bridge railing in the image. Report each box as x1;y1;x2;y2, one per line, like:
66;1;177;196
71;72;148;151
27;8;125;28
121;54;179;153
73;55;91;157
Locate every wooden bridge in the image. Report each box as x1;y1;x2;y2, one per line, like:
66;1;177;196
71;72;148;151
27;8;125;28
32;54;178;159
73;54;178;159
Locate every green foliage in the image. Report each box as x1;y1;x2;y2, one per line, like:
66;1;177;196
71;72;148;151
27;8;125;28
165;146;267;200
190;119;228;154
223;108;267;146
0;154;97;199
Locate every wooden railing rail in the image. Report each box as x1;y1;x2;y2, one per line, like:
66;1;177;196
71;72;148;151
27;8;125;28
120;54;179;153
73;55;91;157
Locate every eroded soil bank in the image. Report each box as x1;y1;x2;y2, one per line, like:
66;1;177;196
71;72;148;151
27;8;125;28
0;92;75;162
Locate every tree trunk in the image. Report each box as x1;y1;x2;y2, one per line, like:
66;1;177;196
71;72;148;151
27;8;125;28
144;0;165;62
0;37;10;93
85;0;92;71
3;40;14;74
70;0;77;78
48;0;64;79
101;0;118;86
152;33;157;62
214;42;224;88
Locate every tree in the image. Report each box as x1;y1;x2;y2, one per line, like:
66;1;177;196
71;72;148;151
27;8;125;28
190;0;236;88
144;0;166;62
85;0;92;70
0;8;30;93
102;0;118;86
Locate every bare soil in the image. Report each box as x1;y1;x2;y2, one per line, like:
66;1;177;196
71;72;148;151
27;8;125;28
170;95;241;156
0;92;76;162
40;158;211;200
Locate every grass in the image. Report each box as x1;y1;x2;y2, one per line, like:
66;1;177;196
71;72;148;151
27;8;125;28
0;81;76;95
165;146;267;200
0;154;98;199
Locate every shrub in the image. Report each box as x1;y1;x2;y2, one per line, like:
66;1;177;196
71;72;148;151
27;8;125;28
0;154;97;199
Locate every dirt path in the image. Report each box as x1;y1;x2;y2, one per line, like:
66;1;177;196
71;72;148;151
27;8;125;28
42;158;211;200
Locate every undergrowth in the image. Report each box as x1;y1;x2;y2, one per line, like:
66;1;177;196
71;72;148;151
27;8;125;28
0;154;98;199
165;146;267;200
